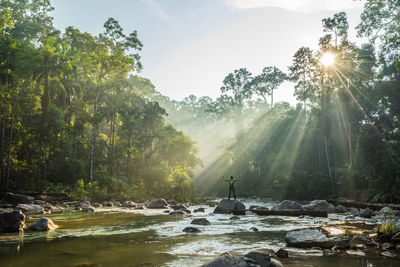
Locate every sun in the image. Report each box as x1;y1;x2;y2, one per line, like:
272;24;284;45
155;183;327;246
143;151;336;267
320;52;336;67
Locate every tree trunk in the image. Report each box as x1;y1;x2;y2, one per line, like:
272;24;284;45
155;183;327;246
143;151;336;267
89;94;99;182
6;112;13;190
271;88;274;108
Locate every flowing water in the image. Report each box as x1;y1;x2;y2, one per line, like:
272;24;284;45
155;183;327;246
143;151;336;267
0;199;399;266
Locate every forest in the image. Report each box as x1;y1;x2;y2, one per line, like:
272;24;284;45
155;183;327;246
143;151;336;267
1;0;400;203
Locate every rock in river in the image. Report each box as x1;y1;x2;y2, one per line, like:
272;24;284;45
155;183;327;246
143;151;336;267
360;207;374;218
285;229;349;248
271;200;302;211
183;227;201;233
213;199;246;215
16;204;44;214
300;200;335;213
201;252;258;267
0;210;26;233
1;192;34;204
147;198;169;209
29;217;58;231
191;218;210;225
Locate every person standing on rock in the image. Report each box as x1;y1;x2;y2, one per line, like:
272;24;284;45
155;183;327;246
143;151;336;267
224;176;238;200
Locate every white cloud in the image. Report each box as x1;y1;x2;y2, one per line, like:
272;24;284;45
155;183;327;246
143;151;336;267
225;0;364;13
141;0;171;21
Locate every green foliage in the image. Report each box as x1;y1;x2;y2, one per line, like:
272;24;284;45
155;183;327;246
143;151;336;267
376;222;399;235
0;0;199;202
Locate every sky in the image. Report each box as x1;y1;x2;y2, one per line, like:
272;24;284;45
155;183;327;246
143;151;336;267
50;0;366;105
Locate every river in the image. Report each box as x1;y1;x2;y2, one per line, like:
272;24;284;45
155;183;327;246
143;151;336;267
0;199;398;266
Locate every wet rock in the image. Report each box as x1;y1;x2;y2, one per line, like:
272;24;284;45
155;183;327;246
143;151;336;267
377;207;396;216
244;251;270;267
79;201;91;209
122;201;136;208
147;198;169;209
110;200;121;207
271;200;302;211
82;207;95;212
285;229;349;248
183;227;201;233
276;248;289;258
102;201;114;207
193;207;206;213
301;200;335;213
250;226;259;232
0;210;26;232
172;204;191;213
346;250;366;256
249;205;259;210
167;199;177;206
360;208;374;218
381;242;395;250
1;192;34;204
230;216;240;220
350;236;374;246
381;251;397;258
50;205;64;213
169;210;186;216
335;204;347;213
191;218;210;225
29;217;58;231
347;207;359;216
201;252;258;267
16;204;44;214
92;203;103;208
34;200;53;208
213;199;246;215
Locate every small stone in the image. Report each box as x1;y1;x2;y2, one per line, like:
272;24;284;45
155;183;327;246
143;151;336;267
82;207;95;212
193;207;205;213
191;218;210;225
335;204;347;213
346;250;366;256
169;210;186;216
183;227;201;233
360;208;374;218
276;248;289;258
381;242;395;250
250;226;259;232
230;216;240;220
381;251;397;258
270;258;284;267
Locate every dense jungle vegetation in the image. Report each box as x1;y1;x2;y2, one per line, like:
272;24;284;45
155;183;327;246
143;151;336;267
1;0;399;203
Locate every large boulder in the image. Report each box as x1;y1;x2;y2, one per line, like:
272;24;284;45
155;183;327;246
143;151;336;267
244;251;270;267
29;217;58;231
213;199;246;215
285;229;349;248
300;200;335;213
16;204;44;214
377;207;397;216
1;192;34;204
201;252;258;267
271;200;302;211
147;198;169;209
0;210;26;232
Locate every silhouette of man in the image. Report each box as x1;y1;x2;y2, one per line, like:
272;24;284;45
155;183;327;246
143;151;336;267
224;176;238;200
